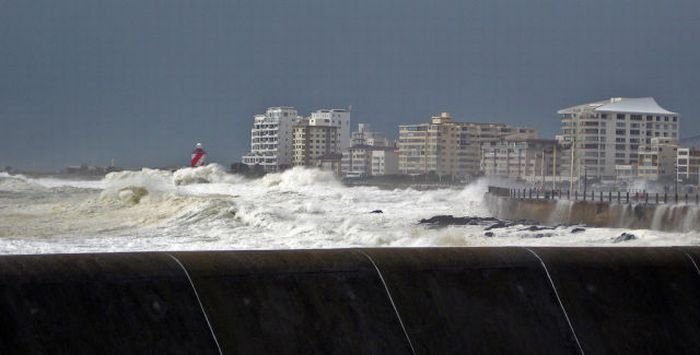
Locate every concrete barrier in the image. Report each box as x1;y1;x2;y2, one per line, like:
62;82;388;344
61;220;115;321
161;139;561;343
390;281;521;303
0;253;221;354
1;248;699;354
485;192;700;232
172;250;412;354
534;247;700;354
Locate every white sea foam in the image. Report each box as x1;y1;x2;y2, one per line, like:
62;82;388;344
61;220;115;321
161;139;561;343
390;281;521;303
1;167;699;254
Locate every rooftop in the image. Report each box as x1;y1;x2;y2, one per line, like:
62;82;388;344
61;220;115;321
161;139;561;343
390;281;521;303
558;97;677;115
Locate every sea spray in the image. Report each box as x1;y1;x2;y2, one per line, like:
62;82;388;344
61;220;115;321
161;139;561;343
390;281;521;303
548;200;571;225
0;174;47;192
173;164;245;185
2;167;700;253
650;205;669;231
259;166;342;190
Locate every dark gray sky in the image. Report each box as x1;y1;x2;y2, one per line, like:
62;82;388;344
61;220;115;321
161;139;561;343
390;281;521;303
2;0;699;171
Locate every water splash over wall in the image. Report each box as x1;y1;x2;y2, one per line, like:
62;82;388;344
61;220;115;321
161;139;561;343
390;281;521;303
486;193;700;232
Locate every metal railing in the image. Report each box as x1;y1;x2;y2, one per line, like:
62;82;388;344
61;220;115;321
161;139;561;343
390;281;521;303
509;188;700;205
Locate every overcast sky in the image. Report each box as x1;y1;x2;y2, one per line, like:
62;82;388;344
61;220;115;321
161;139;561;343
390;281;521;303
2;0;699;171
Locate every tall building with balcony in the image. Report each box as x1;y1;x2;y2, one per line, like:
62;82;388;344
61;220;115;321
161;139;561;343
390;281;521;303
309;109;351;150
341;145;398;178
398;112;536;177
677;147;700;185
481;139;562;185
292;122;339;167
351;123;389;147
557;97;679;182
637;138;678;181
370;149;399;176
241;107;304;171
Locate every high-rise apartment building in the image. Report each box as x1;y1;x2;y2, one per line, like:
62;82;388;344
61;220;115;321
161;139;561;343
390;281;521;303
557;97;679;182
677;147;700;185
398;112;536;177
341;145;398;178
309;109;351;150
242;107;304;171
481;139;561;185
292;122;339;167
351;123;389;147
370;149;399;176
637;138;678;181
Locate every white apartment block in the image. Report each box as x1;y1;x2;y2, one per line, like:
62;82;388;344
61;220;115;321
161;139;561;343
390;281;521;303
677;148;700;185
637;138;677;181
370;149;399;176
316;153;343;176
341;146;398;178
481;139;561;184
242;107;304;171
309;109;351;150
557;97;679;181
615;165;637;181
398;112;536;177
351;123;390;147
342;146;371;178
292;122;339;167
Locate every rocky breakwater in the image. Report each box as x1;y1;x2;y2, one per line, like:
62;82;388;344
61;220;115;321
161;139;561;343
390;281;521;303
484;189;700;232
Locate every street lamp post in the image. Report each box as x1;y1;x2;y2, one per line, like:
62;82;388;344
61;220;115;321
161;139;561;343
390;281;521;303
583;165;588;198
675;163;679;202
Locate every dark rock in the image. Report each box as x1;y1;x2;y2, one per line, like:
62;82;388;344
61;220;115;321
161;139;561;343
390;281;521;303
370;210;383;214
526;233;553;239
519;225;554;232
419;215;499;227
484;232;495;237
613;233;637;243
485;222;513;231
571;227;586;234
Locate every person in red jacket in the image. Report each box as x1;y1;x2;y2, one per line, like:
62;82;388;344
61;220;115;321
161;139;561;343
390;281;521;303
191;143;207;167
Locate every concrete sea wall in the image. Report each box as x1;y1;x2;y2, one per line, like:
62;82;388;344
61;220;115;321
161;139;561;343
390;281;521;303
1;248;700;354
485;193;700;232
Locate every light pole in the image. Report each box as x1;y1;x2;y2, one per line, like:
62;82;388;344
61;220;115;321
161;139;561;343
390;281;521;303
569;136;576;193
583;164;588;198
675;162;679;199
540;150;546;190
552;143;557;192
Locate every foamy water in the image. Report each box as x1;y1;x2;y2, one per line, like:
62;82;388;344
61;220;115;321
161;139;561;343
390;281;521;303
1;166;698;255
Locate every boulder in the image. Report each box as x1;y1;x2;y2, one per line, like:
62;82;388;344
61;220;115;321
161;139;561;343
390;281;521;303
613;233;637;243
419;215;499;227
519;225;554;232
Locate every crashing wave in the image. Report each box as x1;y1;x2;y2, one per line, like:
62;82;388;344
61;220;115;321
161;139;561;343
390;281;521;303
260;167;342;189
173;164;244;185
100;168;174;201
117;186;149;205
0;174;48;192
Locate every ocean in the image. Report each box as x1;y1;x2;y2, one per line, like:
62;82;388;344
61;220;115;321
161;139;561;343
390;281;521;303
1;165;698;255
